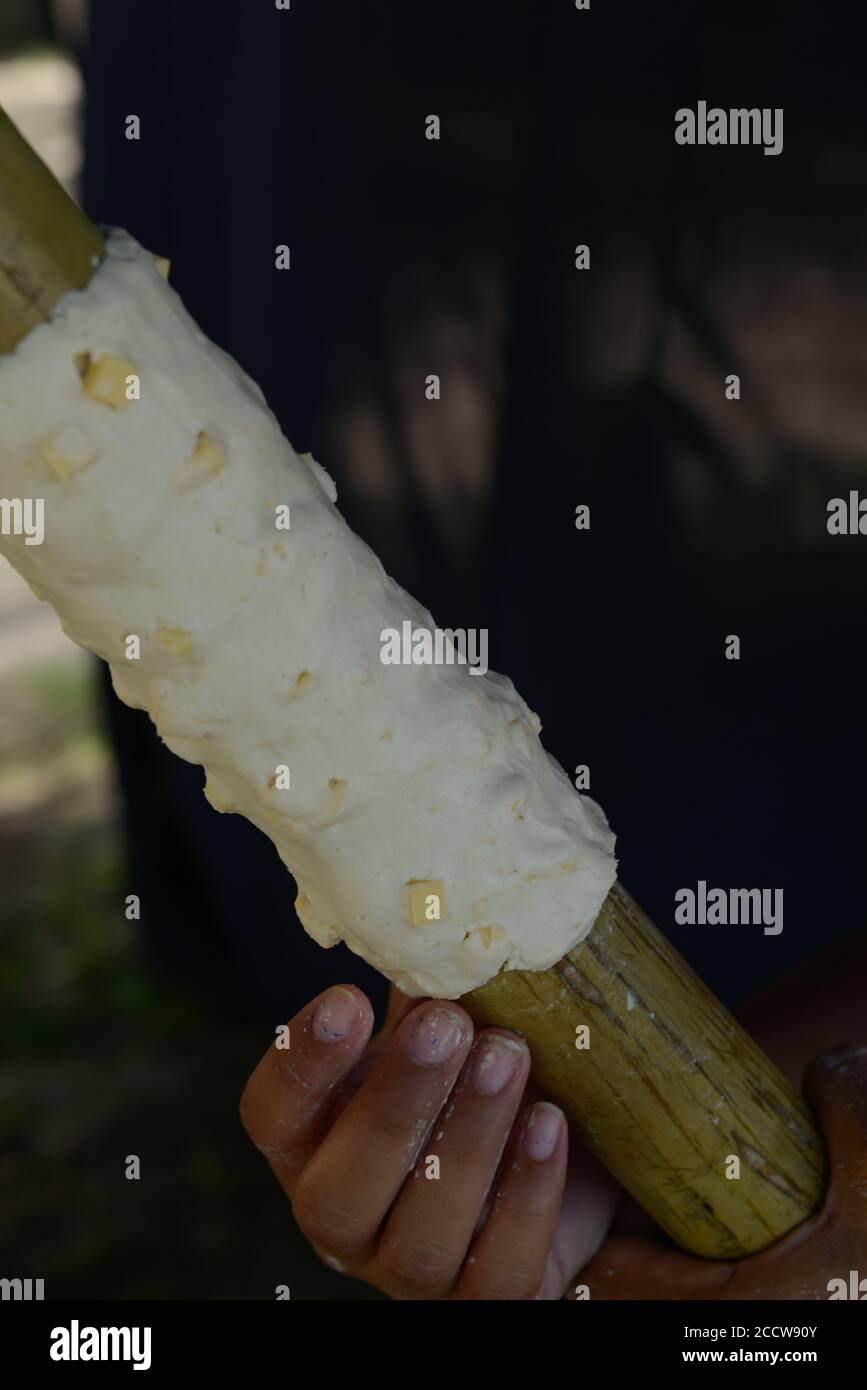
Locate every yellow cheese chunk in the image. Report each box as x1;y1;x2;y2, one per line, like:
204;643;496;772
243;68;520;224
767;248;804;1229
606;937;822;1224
407;879;447;926
171;429;227;494
155;627;193;657
474;924;505;950
81;353;138;409
327;777;347;815
39;423;98;479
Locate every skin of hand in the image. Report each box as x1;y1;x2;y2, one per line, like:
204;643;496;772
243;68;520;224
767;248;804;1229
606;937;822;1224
240;983;620;1300
241;928;867;1301
575;929;867;1301
577;1045;867;1300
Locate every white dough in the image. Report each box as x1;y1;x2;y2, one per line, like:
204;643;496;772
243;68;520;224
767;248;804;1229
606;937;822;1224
0;230;616;997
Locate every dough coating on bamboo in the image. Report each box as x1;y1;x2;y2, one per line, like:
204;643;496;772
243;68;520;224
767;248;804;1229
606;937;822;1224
0;230;616;997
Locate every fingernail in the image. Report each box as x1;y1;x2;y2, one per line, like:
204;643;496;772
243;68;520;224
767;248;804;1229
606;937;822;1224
524;1102;564;1162
472;1035;524;1095
409;1006;467;1066
313;987;360;1043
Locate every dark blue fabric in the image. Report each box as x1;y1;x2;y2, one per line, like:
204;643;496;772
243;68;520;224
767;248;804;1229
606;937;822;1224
82;0;867;1024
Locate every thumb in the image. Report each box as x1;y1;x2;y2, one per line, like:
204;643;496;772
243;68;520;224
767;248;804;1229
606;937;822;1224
803;1044;867;1228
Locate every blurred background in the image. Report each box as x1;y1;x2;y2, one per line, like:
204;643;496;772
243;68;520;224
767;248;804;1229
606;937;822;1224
0;0;377;1300
2;0;866;1299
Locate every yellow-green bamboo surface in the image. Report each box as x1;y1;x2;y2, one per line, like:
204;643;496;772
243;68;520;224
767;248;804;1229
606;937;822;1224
466;883;826;1258
0;106;103;353
0;104;826;1261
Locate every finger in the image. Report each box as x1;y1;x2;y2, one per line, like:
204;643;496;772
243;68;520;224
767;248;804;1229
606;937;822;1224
331;983;420;1117
803;1044;867;1227
239;984;374;1190
542;1142;622;1298
577;1046;867;1303
579;1232;735;1301
457;1101;568;1300
376;1029;530;1299
291;1000;473;1270
380;983;421;1040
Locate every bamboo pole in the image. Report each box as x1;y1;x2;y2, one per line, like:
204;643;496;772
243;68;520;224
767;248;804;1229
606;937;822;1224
466;883;825;1258
0;104;826;1260
0;106;103;352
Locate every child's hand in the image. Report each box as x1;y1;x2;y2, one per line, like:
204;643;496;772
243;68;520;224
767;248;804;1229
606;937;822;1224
577;1045;867;1301
241;983;620;1299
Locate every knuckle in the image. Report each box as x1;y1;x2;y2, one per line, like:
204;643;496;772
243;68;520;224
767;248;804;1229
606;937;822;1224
291;1174;364;1255
238;1089;303;1169
357;1094;420;1146
469;1261;540;1301
379;1232;457;1300
240;1073;311;1173
238;1083;270;1149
